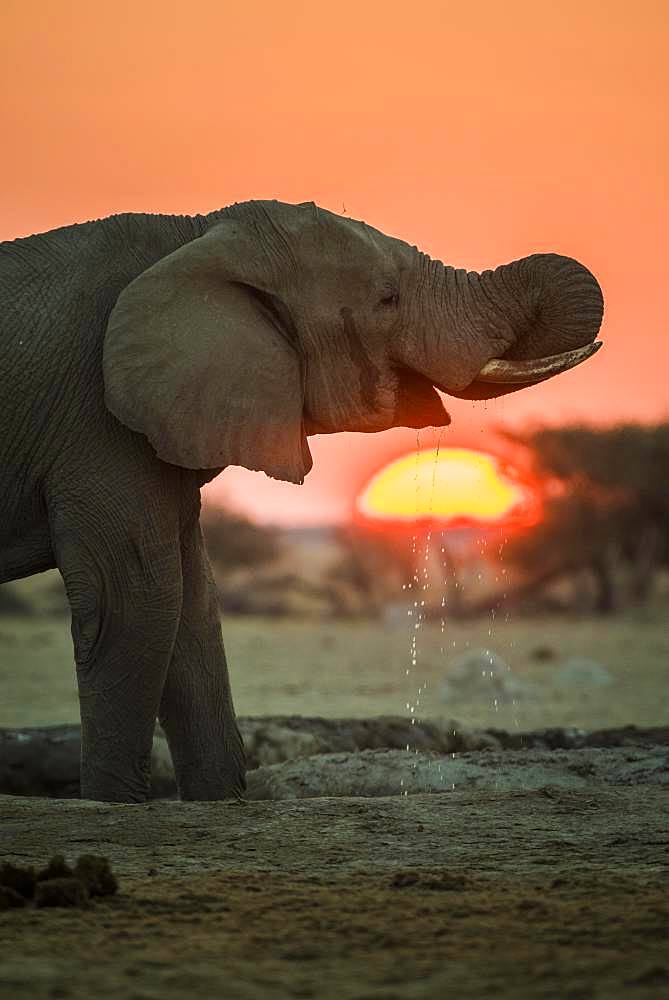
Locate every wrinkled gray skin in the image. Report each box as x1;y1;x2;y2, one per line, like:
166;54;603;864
0;200;603;802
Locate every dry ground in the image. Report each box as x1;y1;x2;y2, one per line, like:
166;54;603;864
1;592;668;998
1;787;668;1000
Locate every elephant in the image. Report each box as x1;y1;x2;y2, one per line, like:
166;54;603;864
0;199;603;802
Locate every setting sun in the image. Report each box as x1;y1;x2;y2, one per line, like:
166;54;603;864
357;447;536;525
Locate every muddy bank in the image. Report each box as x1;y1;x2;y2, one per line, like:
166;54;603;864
246;745;669;799
0;715;499;798
2;717;667;798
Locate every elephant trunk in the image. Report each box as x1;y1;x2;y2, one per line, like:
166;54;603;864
491;253;603;361
395;252;603;398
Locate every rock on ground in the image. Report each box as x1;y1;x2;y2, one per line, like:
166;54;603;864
556;656;613;686
441;648;537;703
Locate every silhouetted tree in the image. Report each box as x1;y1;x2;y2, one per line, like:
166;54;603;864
501;423;669;612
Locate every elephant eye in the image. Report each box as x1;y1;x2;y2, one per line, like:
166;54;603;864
377;291;399;310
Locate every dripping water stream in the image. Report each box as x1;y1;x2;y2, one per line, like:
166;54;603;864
398;398;525;794
400;429;444;793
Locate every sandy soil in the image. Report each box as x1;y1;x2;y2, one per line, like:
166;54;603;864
1;785;668;999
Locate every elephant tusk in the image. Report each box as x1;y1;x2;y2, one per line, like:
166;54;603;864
476;341;602;384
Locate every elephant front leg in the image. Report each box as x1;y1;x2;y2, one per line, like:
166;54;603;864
53;508;183;803
158;520;246;801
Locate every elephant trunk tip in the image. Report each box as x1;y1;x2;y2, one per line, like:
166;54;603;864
502;253;604;362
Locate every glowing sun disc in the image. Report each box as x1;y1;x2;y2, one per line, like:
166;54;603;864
357;448;531;524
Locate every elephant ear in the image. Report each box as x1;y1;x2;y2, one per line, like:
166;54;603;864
103;220;312;484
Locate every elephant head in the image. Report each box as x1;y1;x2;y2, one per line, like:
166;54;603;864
103;200;603;483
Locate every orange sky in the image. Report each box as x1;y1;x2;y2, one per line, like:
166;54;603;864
3;0;667;523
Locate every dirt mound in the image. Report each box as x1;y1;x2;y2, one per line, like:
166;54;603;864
0;855;118;910
246;744;669;799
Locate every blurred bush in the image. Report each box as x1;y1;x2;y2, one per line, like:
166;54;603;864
202;509;412;619
202;509;382;618
500;423;669;614
201;506;283;573
326;525;414;615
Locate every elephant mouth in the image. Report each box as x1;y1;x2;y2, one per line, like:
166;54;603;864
448;341;603;401
304;342;602;433
394;367;451;429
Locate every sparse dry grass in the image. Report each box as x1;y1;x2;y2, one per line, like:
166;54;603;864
1;570;667;732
